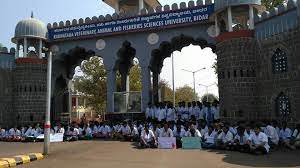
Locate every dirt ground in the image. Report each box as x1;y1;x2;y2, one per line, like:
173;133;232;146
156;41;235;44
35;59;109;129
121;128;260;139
1;141;300;168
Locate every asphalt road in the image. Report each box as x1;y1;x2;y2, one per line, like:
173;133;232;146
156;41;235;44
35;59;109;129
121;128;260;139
1;141;300;168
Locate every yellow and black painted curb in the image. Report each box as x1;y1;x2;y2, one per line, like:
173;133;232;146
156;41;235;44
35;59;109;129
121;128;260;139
0;153;43;168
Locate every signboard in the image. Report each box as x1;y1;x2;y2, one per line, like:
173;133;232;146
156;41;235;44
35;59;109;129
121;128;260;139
48;4;214;41
182;137;202;149
36;133;64;142
158;137;176;149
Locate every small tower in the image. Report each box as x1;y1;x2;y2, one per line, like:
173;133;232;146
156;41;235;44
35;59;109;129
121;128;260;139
11;14;48;125
103;0;161;14
213;0;263;120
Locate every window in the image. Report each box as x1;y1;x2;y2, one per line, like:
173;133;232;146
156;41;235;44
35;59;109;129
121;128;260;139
227;71;231;79
234;70;237;77
272;48;288;73
276;92;291;117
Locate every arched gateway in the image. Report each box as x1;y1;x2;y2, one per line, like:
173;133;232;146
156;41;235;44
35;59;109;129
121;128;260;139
1;0;300;126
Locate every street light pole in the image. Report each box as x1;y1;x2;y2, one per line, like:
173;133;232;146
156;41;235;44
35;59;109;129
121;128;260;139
199;83;216;103
44;49;52;155
182;67;206;101
171;53;175;107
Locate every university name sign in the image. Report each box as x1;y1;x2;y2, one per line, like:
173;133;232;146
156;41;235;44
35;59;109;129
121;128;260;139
48;4;214;41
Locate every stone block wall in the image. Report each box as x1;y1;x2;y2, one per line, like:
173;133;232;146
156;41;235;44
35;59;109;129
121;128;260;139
256;27;300;122
13;58;47;126
217;36;258;120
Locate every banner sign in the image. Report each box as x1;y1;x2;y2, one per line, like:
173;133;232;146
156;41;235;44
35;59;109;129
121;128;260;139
158;137;176;149
48;4;214;41
36;133;64;142
182;137;202;149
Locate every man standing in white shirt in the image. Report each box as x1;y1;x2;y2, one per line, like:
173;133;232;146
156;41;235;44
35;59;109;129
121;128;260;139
246;125;270;155
211;101;220;122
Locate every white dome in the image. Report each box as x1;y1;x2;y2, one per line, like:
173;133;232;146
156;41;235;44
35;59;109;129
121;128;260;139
12;16;47;43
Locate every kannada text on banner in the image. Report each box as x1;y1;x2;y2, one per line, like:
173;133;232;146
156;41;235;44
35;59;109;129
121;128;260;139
48;4;214;41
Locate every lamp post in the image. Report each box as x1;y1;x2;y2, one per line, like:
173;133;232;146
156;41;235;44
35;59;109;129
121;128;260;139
181;67;206;101
171;53;175;107
43;47;52;155
199;83;216;102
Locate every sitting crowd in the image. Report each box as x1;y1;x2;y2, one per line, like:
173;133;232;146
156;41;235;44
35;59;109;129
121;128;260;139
1;101;300;155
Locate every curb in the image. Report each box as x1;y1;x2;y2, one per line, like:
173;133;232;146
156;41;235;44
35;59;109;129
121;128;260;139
0;153;43;168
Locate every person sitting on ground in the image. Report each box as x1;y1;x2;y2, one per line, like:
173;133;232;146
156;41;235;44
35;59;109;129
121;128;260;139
140;125;157;148
264;121;279;149
187;126;201;137
216;125;234;150
173;123;184;148
100;122;112;139
202;125;217;149
82;124;93;140
153;123;162;139
119;121;131;141
0;126;6;141
291;124;300;149
159;123;173;137
129;123;139;142
228;127;248;152
246;124;270;155
65;126;79;142
279;121;295;150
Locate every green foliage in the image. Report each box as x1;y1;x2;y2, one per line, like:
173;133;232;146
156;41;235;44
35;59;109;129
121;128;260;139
73;57;107;114
73;57;142;114
161;83;199;104
261;0;285;10
201;93;219;103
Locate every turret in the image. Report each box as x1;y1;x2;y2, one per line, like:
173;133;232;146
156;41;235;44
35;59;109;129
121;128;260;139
213;0;264;120
103;0;161;14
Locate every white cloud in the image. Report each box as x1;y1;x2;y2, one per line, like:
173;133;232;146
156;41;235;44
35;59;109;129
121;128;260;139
160;45;219;98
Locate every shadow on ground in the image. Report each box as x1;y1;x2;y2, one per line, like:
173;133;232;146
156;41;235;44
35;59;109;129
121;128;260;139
206;148;300;167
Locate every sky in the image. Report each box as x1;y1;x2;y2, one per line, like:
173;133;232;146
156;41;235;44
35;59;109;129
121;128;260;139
0;0;218;98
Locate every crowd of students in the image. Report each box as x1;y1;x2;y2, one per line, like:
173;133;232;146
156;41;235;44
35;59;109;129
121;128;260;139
1;101;300;155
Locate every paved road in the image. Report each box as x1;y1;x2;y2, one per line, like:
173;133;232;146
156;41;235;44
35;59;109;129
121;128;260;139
1;141;300;168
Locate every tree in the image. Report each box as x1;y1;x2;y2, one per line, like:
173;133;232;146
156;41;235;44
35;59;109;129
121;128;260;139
201;93;219;104
261;0;285;10
160;79;174;103
73;57;142;114
73;56;107;114
175;85;199;103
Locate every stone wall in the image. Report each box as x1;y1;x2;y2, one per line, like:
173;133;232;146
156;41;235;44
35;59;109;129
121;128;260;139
217;36;258;120
256;27;300;122
0;68;13;127
13;58;47;126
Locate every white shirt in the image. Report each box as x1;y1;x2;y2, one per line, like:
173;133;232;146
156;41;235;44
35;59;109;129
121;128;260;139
186;129;202;137
234;134;248;145
85;127;92;136
131;127;139;136
248;132;270;152
279;128;292;140
292;129;300;140
93;125;98;134
56;127;65;134
244;130;255;139
159;128;173;137
264;125;279;144
73;128;80;136
200;126;208;136
141;130;155;142
192;106;199;119
189;107;194;118
25;127;33;137
173;128;185;138
158;108;166;121
119;125;131;135
218;131;233;143
182;107;189;120
155;107;160;119
166;108;175;122
150;108;155;119
211;106;220;120
145;107;151;118
0;129;5;137
204;131;217;144
9;128;16;136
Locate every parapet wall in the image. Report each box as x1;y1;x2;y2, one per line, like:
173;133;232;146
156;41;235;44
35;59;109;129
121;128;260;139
46;0;214;29
0;47;15;70
255;0;300;40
